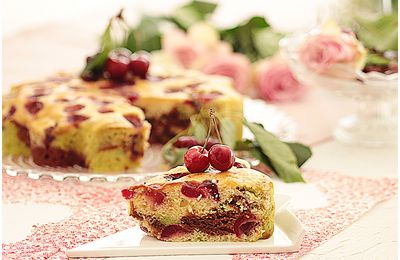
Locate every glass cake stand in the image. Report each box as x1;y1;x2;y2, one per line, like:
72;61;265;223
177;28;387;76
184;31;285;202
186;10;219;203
281;33;398;147
3;98;297;182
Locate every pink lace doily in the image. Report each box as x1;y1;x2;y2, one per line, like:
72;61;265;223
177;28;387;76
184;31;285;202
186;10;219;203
2;170;397;260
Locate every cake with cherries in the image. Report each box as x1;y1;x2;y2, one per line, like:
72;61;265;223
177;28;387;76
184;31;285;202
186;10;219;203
3;76;151;172
3;68;243;172
86;69;243;144
121;165;275;242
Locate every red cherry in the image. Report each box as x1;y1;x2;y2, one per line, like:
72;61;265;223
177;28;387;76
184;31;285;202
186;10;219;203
67;114;89;127
125;92;139;104
121;188;134;200
234;213;258;237
198;180;220;201
64;104;85;113
144;187;166;206
184;146;210;173
209;144;235;171
31;88;50;98
181;181;206;198
160;225;189;239
105;48;131;80
164;172;190;181
98;107;114;113
140;225;149;233
181;180;219;201
44;126;55;147
57;98;70;102
173;136;199;148
129;52;150;79
204;137;220;150
25;100;44;114
123;115;142;128
5;105;16;119
233;162;245;168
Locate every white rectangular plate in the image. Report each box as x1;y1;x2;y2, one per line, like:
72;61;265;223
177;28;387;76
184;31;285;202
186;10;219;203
67;194;304;258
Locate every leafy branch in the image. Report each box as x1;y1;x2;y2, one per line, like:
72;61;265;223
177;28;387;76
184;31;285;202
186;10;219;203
81;1;285;77
162;115;312;183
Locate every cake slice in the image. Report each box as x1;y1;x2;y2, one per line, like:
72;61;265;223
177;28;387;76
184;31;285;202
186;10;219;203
121;165;275;242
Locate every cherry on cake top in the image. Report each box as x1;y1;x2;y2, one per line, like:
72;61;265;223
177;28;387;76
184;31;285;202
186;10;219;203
209;144;235;172
93;48;150;82
182;108;236;173
183;146;210;173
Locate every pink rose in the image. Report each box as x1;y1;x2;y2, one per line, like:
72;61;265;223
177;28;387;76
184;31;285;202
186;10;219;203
299;34;357;73
162;29;206;69
256;60;305;102
201;53;251;93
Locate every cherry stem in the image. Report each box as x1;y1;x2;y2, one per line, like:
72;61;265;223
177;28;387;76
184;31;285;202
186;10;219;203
201;112;214;152
212;115;223;144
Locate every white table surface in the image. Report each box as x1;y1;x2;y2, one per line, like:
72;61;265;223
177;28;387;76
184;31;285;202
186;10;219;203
3;140;397;259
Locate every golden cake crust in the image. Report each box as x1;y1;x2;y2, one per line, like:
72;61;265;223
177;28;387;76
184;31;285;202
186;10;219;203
140;165;272;189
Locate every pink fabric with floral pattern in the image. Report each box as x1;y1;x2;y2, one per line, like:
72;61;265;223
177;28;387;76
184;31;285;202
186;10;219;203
2;171;397;259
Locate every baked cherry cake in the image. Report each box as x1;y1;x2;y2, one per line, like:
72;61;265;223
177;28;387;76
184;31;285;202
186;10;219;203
88;69;243;144
2;68;243;172
3;76;151;172
122;162;275;242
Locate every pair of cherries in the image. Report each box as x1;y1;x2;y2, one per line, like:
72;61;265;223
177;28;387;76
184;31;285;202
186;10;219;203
182;110;236;173
105;48;150;80
184;144;235;173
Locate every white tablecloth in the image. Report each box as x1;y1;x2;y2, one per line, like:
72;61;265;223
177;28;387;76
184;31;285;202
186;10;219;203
3;140;397;259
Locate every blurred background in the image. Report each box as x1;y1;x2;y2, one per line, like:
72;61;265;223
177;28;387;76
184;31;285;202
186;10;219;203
3;0;333;87
3;0;332;36
2;0;398;146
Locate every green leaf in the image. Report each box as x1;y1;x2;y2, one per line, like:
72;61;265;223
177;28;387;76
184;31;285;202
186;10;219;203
250;145;274;169
171;0;218;30
284;142;312;167
219;117;237;148
253;28;285;58
172;7;201;30
163;147;187;167
191;116;207;140
80;14;129;78
133;16;162;52
392;0;398;10
365;53;391;66
234;139;275;171
234;139;253;151
80;51;108;79
355;13;398;51
220;16;270;61
236;139;312;169
100;21;113;49
244;120;305;183
161;129;190;167
125;30;137;52
188;0;218;15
